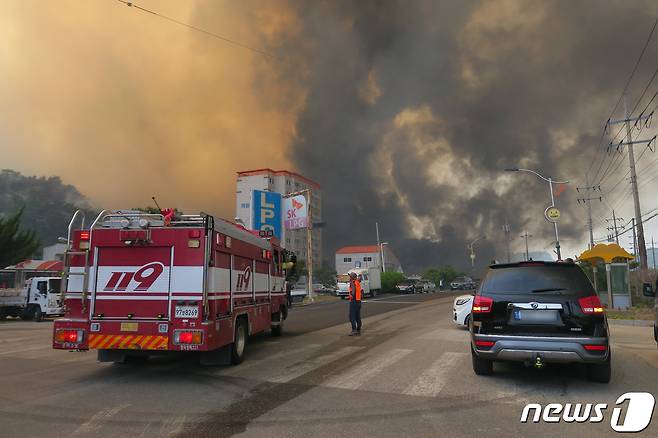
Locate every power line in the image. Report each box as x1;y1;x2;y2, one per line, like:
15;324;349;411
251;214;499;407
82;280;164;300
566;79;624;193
606;16;658;123
585;16;658;187
114;0;277;59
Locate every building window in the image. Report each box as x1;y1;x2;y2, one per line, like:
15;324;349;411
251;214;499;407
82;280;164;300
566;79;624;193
240;203;250;209
343;257;352;262
363;256;372;262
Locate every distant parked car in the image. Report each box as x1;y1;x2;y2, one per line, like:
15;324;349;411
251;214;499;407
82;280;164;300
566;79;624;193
450;276;476;290
396;279;420;294
418;280;435;293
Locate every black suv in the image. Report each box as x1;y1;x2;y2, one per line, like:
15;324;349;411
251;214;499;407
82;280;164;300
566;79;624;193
470;261;611;383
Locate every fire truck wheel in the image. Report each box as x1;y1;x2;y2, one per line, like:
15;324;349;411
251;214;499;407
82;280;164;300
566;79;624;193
271;311;284;337
231;318;248;365
33;306;43;322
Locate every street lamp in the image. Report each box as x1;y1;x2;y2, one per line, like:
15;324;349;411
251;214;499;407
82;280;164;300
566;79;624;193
467;237;485;271
505;167;569;260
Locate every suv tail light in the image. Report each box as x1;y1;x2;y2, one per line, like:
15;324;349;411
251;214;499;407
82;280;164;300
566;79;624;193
472;295;493;313
578;295;604;314
584;344;607;351
474;340;495;348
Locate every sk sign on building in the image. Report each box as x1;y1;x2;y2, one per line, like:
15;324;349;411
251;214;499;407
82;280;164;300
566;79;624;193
252;190;282;240
283;195;308;230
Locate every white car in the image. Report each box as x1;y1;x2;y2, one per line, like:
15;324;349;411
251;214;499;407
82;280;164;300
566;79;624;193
453;294;473;327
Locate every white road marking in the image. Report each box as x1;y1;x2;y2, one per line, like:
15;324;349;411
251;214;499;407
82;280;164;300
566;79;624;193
269;346;363;383
403;352;467;397
72;403;129;435
419;327;469;342
0;345;49;356
159;415;187;437
0;336;44;344
324;348;413;390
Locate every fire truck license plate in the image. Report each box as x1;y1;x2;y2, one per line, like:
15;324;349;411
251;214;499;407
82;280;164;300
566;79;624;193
175;305;198;318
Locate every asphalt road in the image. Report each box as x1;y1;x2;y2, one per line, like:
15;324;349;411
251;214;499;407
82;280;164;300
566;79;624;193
1;291;657;438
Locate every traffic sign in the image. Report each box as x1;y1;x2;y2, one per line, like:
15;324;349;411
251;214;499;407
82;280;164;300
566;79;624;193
545;206;560;223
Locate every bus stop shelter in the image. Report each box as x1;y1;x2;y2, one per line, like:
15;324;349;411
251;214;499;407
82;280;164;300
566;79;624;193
578;243;634;309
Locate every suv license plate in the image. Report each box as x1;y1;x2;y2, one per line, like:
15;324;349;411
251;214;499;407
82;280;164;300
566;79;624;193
175;305;199;318
513;309;560;324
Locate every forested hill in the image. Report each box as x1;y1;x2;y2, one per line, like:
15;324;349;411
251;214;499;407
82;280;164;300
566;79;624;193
0;169;96;251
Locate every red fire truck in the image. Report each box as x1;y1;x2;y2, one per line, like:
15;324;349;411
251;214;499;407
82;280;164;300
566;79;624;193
52;209;288;365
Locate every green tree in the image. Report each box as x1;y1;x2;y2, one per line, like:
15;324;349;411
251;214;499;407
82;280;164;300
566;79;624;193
422;265;464;286
0;207;40;268
381;271;405;293
314;264;337;286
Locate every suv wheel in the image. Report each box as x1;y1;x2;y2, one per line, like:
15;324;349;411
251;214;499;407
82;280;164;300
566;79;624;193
471;346;493;375
587;352;611;383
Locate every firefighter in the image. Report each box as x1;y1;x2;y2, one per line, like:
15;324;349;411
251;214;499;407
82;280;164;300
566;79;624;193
285;280;293;308
348;272;362;336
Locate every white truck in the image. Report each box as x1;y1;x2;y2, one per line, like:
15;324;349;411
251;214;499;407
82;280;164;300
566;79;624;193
336;267;382;298
0;277;64;321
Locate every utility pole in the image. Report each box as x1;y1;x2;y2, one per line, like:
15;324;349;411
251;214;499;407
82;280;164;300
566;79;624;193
503;222;511;263
612;210;619;245
520;232;532;261
631;217;637;258
376;222;385;272
608;94;654;273
576;180;601;249
604;212;625;245
652;236;656;271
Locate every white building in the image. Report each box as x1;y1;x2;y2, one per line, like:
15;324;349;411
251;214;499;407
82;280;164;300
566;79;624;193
236;169;322;268
42;243;67;261
335;245;403;274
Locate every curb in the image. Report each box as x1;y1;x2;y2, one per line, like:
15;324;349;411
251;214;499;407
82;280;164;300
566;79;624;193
608;319;654;327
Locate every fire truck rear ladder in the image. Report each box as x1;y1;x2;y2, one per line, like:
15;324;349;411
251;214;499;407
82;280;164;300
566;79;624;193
60;210;91;312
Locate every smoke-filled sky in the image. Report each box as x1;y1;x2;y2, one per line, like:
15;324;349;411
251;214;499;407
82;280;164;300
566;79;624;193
2;0;658;272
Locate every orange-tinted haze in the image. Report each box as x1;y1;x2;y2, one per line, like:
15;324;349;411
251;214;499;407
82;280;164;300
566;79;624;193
0;0;303;216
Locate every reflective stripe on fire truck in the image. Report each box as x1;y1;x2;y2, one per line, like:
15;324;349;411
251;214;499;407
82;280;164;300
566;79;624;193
88;334;168;350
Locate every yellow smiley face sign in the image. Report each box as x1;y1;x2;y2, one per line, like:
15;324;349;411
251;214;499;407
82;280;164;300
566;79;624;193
545;206;561;223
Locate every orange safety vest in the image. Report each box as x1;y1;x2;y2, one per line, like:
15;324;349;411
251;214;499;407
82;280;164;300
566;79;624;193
350;279;362;301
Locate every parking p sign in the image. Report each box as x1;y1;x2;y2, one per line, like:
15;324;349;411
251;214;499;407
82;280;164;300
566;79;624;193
252;190;282;240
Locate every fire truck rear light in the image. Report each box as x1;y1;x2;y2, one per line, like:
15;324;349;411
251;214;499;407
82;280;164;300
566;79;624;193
188;239;200;248
173;330;203;345
55;329;84;343
79;231;90;240
189;229;201;238
79;241;90;250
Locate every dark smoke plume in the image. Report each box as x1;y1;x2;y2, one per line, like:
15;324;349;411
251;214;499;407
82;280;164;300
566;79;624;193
280;0;658;272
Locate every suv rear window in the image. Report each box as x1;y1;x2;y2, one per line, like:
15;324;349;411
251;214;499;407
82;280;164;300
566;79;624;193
481;264;594;297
